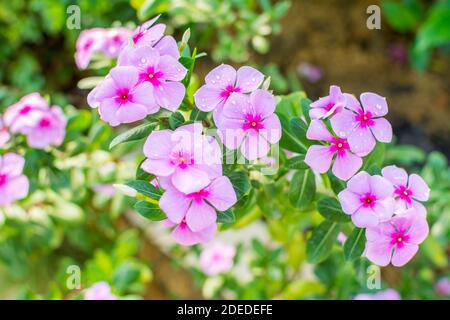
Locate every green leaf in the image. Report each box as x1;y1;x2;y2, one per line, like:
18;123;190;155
285;155;308;170
278;114;310;154
328;172;346;195
66;110;92;133
217;209;236;223
361;143;385;171
190;106;208;121
317;197;350;222
126;180;162;200
343;228;366;261
180;47;197;88
300;97;312;123
227;171;251;200
134;201;165;221
109;122;157;149
169;112;185;129
289;169;315;209
306;220;340;263
382;0;423;32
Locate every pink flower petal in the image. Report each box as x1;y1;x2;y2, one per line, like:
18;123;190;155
143;130;174;159
172;223;201;246
235;66;264;92
206;176;237;211
154;36;180;59
365;240;393;267
240;132;270;160
127;46;160;69
391;243;418;267
352;206;380;228
371;118;392;143
411;201;427;217
98;98;120;126
194;85;224;112
344;93;361;112
185;200;217;232
172;167;211;194
332;151;362;181
369;175;394;199
154;81;185;111
360;92;388;117
159;188;191;224
307;119;335;142
1;153;25;176
330;110;358;138
249;90;276;119
372;198;395;222
205;64;236;88
116;102;149;123
141;158;175;176
3;175;29;201
221;93;249;120
381;165;408;187
408;174;430;201
158;55;187;81
347;125;376;157
338;189;362;215
407;214;429;244
131;82;159;114
260;114;281;144
218;124;246;150
110;66;139;89
347;171;371;194
304;145;334;173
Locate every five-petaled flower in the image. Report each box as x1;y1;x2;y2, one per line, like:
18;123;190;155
382;165;430;217
194;64;264;125
141;124;222;194
331;92;392;156
338;171;395;228
304;119;362;181
217;89;281;160
365;208;428;267
0;153;29;206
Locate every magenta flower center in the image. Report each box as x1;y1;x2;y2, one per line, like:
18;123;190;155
360;193;377;208
170;150;194;169
242;114;264;131
325;102;335;111
132;31;144;44
39;117;52;128
141;66;163;86
83;38;94;50
115;89;132;105
187;189;210;203
220;85;241;98
355;109;374;128
394;185;413;204
330;137;349;156
390;229;410;249
0;173;8;187
20;105;32;115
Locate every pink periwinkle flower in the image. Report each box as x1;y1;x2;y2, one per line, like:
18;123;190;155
338;171;395;228
0;153;29;206
119;46;187;111
354;289;401;300
194;64;264;125
200;243;236;276
75;28;107;69
435;278;450;296
382;165;430;217
159;176;236;238
365;208;429;267
309;85;346;119
84;282;117;300
21;106;67;149
297;62;323;83
331;92;392;156
103;27;131;58
141;124;222;194
217;90;281;161
161;218;217;247
4;92;49;134
88;66;158;126
304;119;363;181
0;117;10;147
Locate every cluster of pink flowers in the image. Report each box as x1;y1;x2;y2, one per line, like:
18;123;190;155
0;153;29;206
75;27;131;69
3;92;66;149
87;17;187;126
306;86;430;267
305;86;392;180
142;124;237;246
195;65;281;160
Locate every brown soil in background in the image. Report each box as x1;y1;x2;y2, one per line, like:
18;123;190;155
260;0;449;154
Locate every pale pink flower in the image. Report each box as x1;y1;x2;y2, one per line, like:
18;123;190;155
304;119;362;181
141;124;222;194
4;92;49;134
119;46;187;111
297;62;323;83
159;176;236;234
0;153;29;206
194;64;264;124
84;282;117;300
161;218;217;246
331;92;392;156
382;165;430;217
338;171;395;228
21;106;67;149
75;28;106;69
365;208;429;267
217;90;281;160
337;232;347;245
309;85;346;119
200;243;236;276
103;27;131;58
93;184;116;197
354;289;401;300
87;66;158;126
131;16;165;47
435;278;450;296
0;117;10;147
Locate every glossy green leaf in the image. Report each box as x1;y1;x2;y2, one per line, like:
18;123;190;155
317;197;350;222
109;122;157;149
126;180;162;200
306;220;340;263
289;169;315;209
343;228;365;261
134;201;165;221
